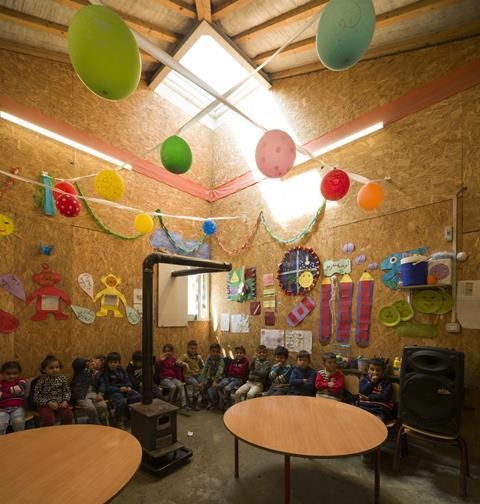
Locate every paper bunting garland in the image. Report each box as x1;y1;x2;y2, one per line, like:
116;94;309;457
78;273;94;299
319;277;332;345
71;304;96;324
0;273;26;301
336;274;353;342
355;271;374;347
0;309;19;333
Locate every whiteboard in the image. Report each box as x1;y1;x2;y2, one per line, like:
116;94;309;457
157;265;188;327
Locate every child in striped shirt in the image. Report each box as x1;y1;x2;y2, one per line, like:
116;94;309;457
264;346;292;396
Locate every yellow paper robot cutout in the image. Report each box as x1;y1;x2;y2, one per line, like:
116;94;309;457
0;214;15;237
94;273;126;318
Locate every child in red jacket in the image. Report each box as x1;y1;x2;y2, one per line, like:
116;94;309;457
217;345;249;409
315;352;344;401
155;344;189;410
0;361;27;435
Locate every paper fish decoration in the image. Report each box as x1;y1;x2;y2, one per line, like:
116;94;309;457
78;273;94;299
40;244;54;256
380;246;429;290
126;304;141;325
71;305;96;325
323;259;352;277
0;273;26;301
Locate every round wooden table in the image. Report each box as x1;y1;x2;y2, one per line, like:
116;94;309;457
224;396;388;504
0;425;142;504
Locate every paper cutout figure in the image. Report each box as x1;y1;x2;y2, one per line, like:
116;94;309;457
94;273;126;318
355;272;374;348
380;246;428;290
0;273;26;301
0;309;19;333
126;304;141;325
260;329;284;349
250;301;261;316
71;304;96;325
336;274;353;342
319;277;332;345
287;296;315;327
40;244;54;256
263;273;274;286
78;273;94;299
230;314;249;333
0;214;15;238
323;259;352;277
265;311;275;326
26;264;71;321
285;330;312;353
220;313;230;331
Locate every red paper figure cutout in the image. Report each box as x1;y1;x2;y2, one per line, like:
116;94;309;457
26;263;72;321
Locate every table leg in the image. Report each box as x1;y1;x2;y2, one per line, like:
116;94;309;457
284;455;291;504
374;449;380;504
234;437;239;479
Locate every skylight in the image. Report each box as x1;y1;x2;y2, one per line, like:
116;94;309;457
152;22;270;130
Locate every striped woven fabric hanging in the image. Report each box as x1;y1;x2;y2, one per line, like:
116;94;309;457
319;277;332;345
355;271;374;347
336;274;354;343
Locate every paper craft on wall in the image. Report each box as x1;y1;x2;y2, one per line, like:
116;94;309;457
319;277;332;345
285;330;312;353
263;298;276;310
336;274;353;342
250;301;261;316
265;311;275;326
78;273;94;299
230;314;249;333
126;304;141;325
287;296;315;327
368;262;378;271
26;264;71;321
40;244;54;256
0;213;16;239
94;273;126;318
71;304;96;325
380;246;428;289
260;329;284;349
263;273;274;286
355;272;374;348
342;243;355;254
323;259;351;277
263;287;275;297
0;273;26;301
277;247;321;296
227;267;245;302
220;313;230;331
244;267;257;301
149;228;210;259
133;288;143;314
0;309;19;333
355;255;366;265
40;172;56;216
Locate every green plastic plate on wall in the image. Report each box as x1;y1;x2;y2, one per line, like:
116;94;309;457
379;305;401;327
412;290;443;314
393;300;414;321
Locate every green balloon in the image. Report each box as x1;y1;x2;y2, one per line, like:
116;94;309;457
68;5;141;101
316;0;376;71
160;136;193;174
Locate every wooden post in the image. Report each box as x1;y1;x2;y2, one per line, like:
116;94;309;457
234;437;239;478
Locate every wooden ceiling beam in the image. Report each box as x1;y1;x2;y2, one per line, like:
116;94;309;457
270;20;480;80
0;6;156;62
233;0;328;44
212;0;255;20
195;0;212;22
53;0;181;43
149;0;197;19
254;0;465;64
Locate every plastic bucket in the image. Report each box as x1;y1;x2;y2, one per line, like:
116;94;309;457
400;255;428;286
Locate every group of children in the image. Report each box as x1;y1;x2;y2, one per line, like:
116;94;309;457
0;340;394;434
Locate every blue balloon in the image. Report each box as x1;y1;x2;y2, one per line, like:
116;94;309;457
202;220;217;235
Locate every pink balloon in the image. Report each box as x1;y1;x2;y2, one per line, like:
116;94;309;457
255;129;296;178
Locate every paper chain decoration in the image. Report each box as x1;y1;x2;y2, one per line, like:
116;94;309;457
277;247;321;296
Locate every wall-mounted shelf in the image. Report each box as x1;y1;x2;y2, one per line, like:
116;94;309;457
399;284;451;290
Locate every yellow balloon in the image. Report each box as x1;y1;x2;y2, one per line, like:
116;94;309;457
134;213;154;234
0;214;15;237
94;169;125;201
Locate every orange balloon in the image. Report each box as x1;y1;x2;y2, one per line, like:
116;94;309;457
357;182;384;211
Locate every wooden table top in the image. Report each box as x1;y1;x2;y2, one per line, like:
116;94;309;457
0;425;142;504
224;396;388;458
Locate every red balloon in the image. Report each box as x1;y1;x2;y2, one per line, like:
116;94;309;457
56;194;81;217
53;181;77;200
320;168;350;201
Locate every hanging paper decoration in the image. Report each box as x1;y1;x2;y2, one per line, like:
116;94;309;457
357;182;384;211
0;167;18;198
323;258;351;277
336;274;353;342
56;193;81;218
26;264;72;321
150;228;210;258
94;273;127;317
0;213;15;238
68;5;141;101
202;220;217;236
94;169;125;202
277;247;321;296
250;301;261;316
378;305;401;327
71;304;96;325
392;300;414;321
0;309;19;334
354;254;366;265
287;296;315;327
78;273;94;299
316;0;376;71
53;181;77;200
134;213;154;234
319;277;332;345
161;136;192;174
40;172;56;216
355;272;374;348
125;304;141;325
255;129;296;178
0;273;26;301
342;242;355;254
380;246;429;290
40;244;54;256
320;168;350;200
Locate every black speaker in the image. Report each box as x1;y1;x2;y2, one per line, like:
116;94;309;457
399;346;464;436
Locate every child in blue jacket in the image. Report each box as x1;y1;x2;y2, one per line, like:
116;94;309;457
97;352;141;428
358;357;394;422
288;350;316;396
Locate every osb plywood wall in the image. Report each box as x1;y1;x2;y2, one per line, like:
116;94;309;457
0;50;212;377
209;39;480;456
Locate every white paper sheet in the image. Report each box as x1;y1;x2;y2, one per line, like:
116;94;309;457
457;280;480;329
260;329;285;349
230;314;249;333
285;330;312;353
220;313;230;331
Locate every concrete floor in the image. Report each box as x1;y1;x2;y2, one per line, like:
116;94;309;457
113;409;479;504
